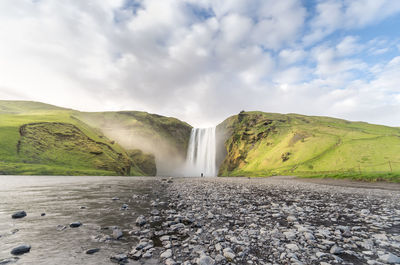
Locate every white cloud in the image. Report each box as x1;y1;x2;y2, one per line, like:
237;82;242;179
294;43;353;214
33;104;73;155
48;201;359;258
278;49;306;66
0;0;399;127
304;0;400;45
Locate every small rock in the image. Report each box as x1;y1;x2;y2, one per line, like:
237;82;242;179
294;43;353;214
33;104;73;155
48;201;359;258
160;235;170;241
10;245;31;255
69;222;82;228
112;229;123;239
199;255;215;265
160;249;172;259
129;250;142;260
215;254;225;263
11;211;26;219
110;254;128;263
120;204;129;210
165;258;176;265
379;253;400;264
223;248;235;261
286;243;299;251
143;251;153;258
151;209;160;215
86;248;100;255
112;197;119;200
136;215;147;226
330;245;344;254
56;225;67;231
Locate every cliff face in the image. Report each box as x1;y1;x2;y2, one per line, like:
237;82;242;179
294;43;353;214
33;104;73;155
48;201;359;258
77;111;192;176
217;111;400;177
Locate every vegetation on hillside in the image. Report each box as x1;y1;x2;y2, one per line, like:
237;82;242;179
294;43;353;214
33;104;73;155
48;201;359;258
2;101;400;181
0;100;191;176
0;101;144;175
77;111;192;175
217;111;400;180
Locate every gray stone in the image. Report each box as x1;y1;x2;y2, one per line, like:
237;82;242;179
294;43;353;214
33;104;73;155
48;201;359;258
330;245;343;254
11;211;26;219
69;222;82;228
215;254;225;263
110;254;128;263
86;248;100;255
112;229;123;239
379;253;400;264
136;215;147;226
199;255;215;265
165;258;176;265
129;250;142;260
143;251;153;258
160;249;172;259
286;244;299;251
10;245;31;255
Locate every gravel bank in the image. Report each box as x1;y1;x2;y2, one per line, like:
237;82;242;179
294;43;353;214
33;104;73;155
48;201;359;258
131;176;400;265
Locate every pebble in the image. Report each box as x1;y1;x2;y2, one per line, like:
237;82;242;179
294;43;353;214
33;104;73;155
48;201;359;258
10;245;31;255
136;215;147;226
11;211;26;219
112;229;123;239
160;249;172;259
85;248;100;255
198;255;215;265
69;222;82;228
379;253;400;264
110;254;128;263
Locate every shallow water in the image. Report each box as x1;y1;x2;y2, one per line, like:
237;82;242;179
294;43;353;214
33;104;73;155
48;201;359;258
0;175;163;264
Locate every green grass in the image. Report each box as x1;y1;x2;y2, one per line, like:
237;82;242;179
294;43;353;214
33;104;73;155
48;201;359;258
0;101;142;176
297;172;400;183
0;100;191;176
218;111;400;182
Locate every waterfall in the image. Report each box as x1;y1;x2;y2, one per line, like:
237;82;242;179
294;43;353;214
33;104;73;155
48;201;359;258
185;127;216;177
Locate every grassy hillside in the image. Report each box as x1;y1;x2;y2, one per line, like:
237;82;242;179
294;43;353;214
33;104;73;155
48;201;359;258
0;100;70;113
217;111;400;181
0;100;191;176
0;101;144;176
76;111;192;175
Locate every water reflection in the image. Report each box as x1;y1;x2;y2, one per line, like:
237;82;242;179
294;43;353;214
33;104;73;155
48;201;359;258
0;176;163;264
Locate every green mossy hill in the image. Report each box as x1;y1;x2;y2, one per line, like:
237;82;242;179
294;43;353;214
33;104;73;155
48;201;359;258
77;111;192;175
0;100;191;176
127;149;156;176
218;111;400;178
18;122;131;175
0;101;144;176
0;100;70;114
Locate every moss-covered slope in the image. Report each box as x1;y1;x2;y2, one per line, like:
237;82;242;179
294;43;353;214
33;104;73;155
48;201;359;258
217;111;400;178
0;100;191;176
77;111;192;175
0;101;145;175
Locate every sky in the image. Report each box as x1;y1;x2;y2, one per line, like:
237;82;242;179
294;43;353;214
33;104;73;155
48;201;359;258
1;0;400;127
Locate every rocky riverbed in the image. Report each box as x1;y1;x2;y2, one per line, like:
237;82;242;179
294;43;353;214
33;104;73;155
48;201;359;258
1;176;400;264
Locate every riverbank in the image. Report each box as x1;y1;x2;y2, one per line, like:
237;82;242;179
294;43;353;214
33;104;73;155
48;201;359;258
1;176;399;264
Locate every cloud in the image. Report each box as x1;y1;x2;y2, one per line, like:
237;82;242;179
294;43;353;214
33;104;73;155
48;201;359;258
304;0;400;45
0;0;399;127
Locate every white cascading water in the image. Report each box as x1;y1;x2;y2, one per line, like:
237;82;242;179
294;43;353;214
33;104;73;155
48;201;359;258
184;127;216;177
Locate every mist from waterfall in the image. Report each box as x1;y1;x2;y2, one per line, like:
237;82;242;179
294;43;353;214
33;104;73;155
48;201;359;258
184;127;216;177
